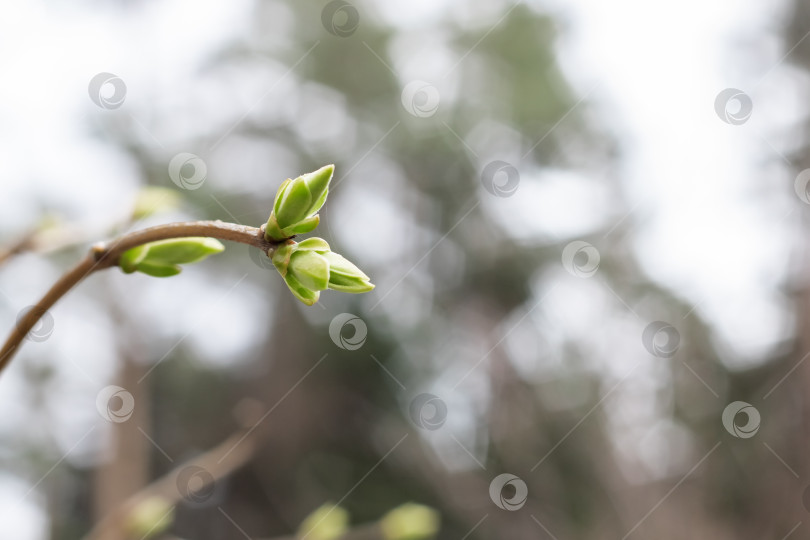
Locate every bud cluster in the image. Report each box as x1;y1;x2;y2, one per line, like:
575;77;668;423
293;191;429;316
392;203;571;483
263;165;374;305
118;164;373;306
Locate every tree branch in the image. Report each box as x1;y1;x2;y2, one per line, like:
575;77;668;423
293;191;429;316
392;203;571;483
83;422;260;540
0;220;279;375
0;228;38;267
0;222;96;269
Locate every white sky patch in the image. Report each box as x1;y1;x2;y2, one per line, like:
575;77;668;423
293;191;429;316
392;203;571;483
0;475;47;540
546;0;796;364
481;167;612;241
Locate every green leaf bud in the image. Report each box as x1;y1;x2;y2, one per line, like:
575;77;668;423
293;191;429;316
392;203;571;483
289;250;330;291
270;237;373;305
380;503;440;540
284;272;321;306
132;187;182;220
265;165;334;241
276;176;313;226
119;237;224;277
296;503;349;540
280;214;320;237
296;237;331;252
299;164;333;216
323;251;374;293
125;496;175;540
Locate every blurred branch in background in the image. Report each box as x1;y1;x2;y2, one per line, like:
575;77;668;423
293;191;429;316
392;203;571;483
92;291;151;540
86;399;262;540
0;187;183;269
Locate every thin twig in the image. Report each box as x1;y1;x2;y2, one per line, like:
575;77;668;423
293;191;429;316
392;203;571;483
0;223;95;268
92;220;276;267
0;220;279;376
84;424;260;540
0;254;97;373
0;229;37;267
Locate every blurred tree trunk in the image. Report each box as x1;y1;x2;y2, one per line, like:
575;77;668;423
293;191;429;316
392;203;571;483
93;297;151;540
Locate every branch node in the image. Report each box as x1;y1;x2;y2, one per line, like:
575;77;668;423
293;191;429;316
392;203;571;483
91;242;107;261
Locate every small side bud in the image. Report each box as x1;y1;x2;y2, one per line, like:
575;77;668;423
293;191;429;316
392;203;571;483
296;503;349;540
380;503;440;540
289;250;330;291
323;251;374;293
125;496;174;540
132;187;182;220
119;237;224;277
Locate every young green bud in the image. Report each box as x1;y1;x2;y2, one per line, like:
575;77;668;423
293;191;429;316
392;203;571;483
276;175;313;226
271;237;374;305
125;496;174;540
131;186;182;220
380;503;440;540
289;250;330;291
283;272;321;306
265;165;334;241
322;251;374;293
296;503;349;540
119;237;225;277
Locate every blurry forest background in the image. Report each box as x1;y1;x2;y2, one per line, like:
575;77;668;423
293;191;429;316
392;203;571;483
1;0;810;538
